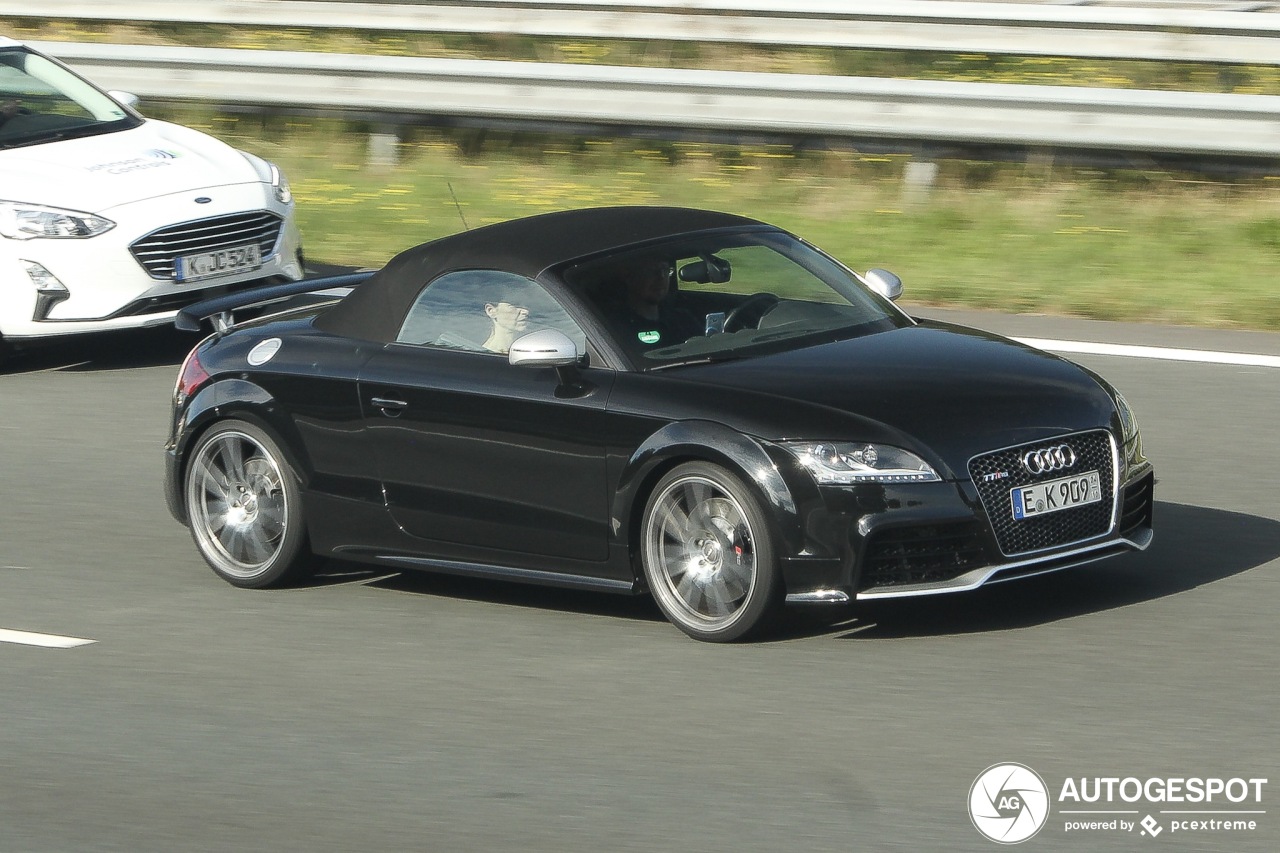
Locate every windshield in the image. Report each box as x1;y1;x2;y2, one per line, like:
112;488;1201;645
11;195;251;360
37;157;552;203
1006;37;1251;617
0;47;140;148
561;228;912;369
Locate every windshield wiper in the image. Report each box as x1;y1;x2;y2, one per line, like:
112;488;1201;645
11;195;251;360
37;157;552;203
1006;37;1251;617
0;129;66;149
646;352;746;372
0;119;130;150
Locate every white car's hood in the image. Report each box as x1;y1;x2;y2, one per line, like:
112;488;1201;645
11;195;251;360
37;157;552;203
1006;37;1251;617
0;120;261;213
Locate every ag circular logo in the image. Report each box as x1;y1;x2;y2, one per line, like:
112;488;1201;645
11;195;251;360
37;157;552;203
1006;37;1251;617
969;763;1051;844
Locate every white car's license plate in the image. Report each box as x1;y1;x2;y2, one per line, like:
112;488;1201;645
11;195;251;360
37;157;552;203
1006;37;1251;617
176;243;262;282
1011;470;1102;520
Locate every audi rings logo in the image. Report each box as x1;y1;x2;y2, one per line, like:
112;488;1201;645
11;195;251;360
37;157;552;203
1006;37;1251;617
1022;444;1077;475
969;763;1051;844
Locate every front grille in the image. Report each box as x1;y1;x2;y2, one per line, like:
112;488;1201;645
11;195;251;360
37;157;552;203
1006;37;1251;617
130;211;284;280
861;522;988;590
1119;472;1154;537
969;430;1116;556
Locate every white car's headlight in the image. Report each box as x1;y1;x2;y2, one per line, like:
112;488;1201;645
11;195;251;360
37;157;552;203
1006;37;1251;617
0;201;115;239
269;163;292;205
783;441;940;484
240;150;292;205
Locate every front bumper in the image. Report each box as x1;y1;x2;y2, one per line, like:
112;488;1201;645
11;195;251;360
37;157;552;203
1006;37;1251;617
0;187;303;340
779;462;1155;605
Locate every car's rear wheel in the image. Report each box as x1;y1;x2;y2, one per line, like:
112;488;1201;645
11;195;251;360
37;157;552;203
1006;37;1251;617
184;420;312;588
641;462;780;642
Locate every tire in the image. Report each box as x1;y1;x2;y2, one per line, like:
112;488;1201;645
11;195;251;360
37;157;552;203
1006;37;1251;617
641;462;781;642
183;420;313;588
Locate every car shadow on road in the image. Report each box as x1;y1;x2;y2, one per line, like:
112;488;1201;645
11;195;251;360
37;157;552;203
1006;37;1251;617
312;564;668;625
297;501;1277;642
2;326;198;374
818;501;1280;641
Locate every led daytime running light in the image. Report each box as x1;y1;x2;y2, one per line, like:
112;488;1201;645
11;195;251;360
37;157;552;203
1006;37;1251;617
785;441;940;484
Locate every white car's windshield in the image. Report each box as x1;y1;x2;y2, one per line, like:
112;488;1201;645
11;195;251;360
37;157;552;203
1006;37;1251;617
561;229;912;369
0;47;140;148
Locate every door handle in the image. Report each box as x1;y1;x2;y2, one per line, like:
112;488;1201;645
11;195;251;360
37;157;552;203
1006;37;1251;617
370;396;408;416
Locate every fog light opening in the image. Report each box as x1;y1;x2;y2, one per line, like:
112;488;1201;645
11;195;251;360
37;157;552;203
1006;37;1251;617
22;261;71;320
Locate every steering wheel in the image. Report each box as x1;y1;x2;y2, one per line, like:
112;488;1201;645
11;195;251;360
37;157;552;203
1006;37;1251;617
722;292;779;332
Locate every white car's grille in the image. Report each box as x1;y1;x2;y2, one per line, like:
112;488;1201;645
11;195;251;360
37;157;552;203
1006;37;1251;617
130;212;284;280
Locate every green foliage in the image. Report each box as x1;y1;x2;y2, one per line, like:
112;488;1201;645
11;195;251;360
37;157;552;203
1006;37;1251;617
148;111;1279;330
1243;218;1280;252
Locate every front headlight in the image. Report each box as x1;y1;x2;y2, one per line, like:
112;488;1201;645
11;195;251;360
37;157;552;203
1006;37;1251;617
239;150;292;205
268;163;292;205
0;201;115;239
783;441;940;484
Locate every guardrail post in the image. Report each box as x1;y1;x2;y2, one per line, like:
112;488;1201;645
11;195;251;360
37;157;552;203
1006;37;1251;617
367;125;401;169
902;160;939;203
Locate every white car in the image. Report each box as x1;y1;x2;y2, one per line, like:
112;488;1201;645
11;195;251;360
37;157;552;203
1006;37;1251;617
0;37;303;356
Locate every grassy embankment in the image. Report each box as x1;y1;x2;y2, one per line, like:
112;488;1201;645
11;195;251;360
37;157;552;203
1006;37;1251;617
166;113;1280;331
8;17;1280;329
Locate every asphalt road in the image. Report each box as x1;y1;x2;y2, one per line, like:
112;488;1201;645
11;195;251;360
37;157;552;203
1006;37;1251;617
1;312;1277;853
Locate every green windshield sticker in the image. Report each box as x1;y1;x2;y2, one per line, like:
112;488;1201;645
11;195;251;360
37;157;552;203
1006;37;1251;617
638;330;661;344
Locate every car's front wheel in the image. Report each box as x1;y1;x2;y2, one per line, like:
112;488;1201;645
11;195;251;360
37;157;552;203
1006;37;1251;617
183;420;313;588
641;462;781;642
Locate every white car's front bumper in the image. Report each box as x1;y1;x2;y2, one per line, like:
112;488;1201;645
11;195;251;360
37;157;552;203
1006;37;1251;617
1;184;303;341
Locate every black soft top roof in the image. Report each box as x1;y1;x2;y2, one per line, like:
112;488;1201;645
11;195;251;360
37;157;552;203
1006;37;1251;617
314;206;763;342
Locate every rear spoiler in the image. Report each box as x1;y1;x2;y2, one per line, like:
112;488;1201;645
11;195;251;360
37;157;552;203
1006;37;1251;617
175;272;375;333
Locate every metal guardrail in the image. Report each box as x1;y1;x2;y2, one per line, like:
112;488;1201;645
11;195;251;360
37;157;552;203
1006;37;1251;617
35;40;1280;159
7;0;1280;65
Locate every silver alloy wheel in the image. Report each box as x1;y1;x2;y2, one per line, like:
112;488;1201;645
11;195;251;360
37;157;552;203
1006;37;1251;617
644;473;758;633
186;429;289;580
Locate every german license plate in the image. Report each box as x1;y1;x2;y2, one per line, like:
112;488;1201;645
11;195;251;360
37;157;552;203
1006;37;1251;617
176;243;262;282
1011;470;1102;520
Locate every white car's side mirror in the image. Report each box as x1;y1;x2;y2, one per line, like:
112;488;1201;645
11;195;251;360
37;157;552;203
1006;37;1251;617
107;90;140;110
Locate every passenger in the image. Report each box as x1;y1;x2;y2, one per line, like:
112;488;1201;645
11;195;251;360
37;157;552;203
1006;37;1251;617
481;294;530;354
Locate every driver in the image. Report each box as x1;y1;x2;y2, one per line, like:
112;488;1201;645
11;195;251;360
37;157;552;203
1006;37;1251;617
0;98;22;129
610;257;701;349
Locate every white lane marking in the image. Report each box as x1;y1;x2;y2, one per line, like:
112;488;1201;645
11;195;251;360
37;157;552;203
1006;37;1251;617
0;628;96;649
1014;337;1280;368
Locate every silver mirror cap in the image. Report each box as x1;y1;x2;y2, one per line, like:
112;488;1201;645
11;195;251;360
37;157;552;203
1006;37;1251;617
509;329;579;367
864;268;903;302
108;90;140;109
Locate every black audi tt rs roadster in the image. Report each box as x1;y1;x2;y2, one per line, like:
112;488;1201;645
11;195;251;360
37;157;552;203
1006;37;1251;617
164;206;1153;641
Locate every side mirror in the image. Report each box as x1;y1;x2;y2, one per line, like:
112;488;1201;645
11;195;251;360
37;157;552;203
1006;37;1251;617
508;329;579;367
863;268;903;302
108;90;140;110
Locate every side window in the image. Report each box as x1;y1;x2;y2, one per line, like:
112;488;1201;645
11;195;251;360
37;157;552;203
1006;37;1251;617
396;270;586;356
